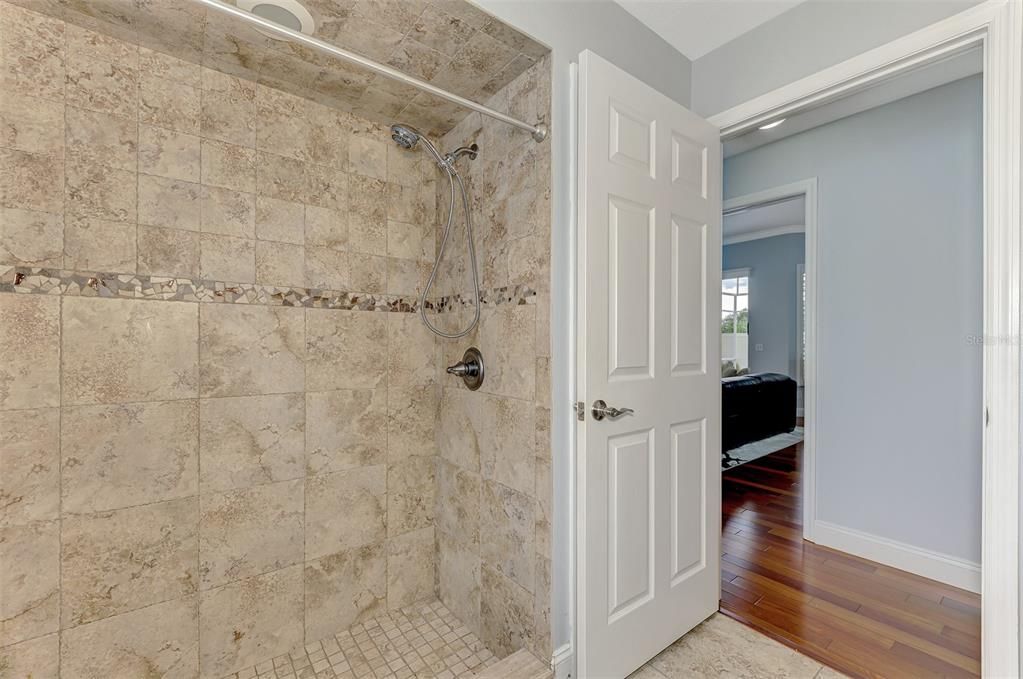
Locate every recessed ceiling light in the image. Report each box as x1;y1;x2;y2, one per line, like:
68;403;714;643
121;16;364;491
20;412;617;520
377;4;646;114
237;0;315;40
758;119;786;130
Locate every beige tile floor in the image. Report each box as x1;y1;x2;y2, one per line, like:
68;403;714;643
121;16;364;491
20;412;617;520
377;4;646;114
222;605;848;679
220;600;496;679
630;613;848;679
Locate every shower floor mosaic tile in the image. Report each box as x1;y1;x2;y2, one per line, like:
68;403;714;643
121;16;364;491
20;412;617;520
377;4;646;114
221;600;497;679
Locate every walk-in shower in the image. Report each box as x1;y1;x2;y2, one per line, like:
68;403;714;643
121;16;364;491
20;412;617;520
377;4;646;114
0;0;552;674
390;123;482;339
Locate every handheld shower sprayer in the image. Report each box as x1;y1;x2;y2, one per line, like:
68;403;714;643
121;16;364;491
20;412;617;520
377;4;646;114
389;124;481;339
390;124;458;172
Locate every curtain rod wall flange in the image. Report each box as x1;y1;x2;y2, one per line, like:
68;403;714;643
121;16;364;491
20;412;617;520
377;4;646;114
192;0;549;144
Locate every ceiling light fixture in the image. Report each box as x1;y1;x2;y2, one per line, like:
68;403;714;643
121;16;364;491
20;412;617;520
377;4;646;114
237;0;315;40
758;118;786;130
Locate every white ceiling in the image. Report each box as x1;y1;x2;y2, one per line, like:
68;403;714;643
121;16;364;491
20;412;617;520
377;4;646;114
723;196;805;242
614;0;808;61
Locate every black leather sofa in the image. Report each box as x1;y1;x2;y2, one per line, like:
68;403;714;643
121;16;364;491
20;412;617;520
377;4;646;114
722;372;797;451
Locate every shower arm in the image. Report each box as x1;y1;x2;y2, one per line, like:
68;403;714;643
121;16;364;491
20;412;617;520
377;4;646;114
192;0;549;143
446;144;479;164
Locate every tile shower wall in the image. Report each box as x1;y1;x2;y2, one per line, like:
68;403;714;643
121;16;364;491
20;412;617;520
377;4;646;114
433;58;553;660
0;3;441;677
9;0;549;137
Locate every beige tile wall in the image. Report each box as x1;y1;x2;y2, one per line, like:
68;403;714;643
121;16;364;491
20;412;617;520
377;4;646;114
0;3;449;677
7;0;548;137
434;57;553;660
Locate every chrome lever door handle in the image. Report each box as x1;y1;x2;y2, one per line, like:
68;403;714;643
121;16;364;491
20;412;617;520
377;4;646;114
591;399;635;421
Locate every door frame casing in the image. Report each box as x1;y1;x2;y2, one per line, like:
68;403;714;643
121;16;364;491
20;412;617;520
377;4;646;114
722;179;818;542
566;0;1021;677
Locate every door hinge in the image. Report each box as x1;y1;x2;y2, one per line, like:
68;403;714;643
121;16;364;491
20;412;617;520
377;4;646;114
574;401;585;421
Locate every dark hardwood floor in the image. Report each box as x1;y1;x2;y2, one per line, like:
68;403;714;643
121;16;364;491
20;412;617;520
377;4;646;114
719;441;981;678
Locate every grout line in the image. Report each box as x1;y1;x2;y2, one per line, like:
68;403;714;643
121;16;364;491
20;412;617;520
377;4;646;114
0;374;510;416
133;38;143;306
197;70;207;285
54;590;197;635
383;236;393;614
56;19;68;677
0;390;309;414
195;267;203;666
56;295;65;676
301;300;308;652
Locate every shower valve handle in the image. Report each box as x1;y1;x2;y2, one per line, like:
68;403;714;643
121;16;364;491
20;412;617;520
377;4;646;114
446;347;484;391
446;363;476;377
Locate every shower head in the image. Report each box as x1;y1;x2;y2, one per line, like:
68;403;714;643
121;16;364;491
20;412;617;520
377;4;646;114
390;123;451;171
390;122;479;173
390;124;421;150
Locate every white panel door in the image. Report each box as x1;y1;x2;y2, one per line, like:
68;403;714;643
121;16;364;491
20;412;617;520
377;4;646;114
577;50;721;678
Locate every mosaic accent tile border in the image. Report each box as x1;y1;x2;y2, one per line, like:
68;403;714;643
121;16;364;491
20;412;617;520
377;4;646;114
434;285;538;312
0;266;537;313
220;599;497;679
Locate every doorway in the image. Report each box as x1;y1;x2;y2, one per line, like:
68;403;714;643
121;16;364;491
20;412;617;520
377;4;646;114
568;2;1021;677
720;182;817;538
714;66;985;673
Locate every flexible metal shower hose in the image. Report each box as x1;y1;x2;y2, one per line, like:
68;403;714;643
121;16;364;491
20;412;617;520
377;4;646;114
418;166;481;339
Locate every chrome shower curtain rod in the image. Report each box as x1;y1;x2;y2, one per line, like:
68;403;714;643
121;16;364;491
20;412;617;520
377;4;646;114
193;0;549;143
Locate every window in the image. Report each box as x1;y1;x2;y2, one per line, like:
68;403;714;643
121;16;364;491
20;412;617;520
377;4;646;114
722;269;750;370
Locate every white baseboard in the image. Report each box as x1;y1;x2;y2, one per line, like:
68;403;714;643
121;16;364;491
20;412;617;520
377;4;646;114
552;643;573;679
812;520;980;593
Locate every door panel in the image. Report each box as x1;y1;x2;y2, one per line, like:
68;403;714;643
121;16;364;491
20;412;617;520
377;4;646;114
577;49;722;678
609;101;655;176
607;429;654;619
608;196;654;380
671;217;707;375
670;419;706;583
671;131;708;197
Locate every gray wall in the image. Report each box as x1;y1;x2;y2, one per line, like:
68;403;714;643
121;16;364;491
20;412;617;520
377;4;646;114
477;1;692;109
724;75;983;563
723;233;805;378
473;0;693;657
691;0;982;117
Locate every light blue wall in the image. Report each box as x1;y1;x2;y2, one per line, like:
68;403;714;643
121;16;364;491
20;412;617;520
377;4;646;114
723;234;805;378
724;75;983;563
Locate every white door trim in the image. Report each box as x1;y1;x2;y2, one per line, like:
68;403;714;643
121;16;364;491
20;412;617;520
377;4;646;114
707;0;1006;136
565;1;1021;676
795;262;805;389
723;179;818;543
